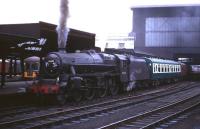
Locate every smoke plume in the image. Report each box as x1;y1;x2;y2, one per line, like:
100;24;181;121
57;0;70;52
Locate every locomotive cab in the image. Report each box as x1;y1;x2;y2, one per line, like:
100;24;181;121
114;54;129;82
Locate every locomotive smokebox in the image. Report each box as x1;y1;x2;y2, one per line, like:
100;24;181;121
57;0;69;53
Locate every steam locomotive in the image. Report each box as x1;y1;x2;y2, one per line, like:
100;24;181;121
27;49;187;104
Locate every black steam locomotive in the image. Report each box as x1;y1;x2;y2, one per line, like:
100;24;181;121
27;49;185;104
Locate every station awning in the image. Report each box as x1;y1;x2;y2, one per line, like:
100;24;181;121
0;33;43;58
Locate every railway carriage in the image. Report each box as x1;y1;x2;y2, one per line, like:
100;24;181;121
0;60;21;75
180;63;189;78
24;56;40;79
189;65;200;80
144;58;182;84
190;65;200;74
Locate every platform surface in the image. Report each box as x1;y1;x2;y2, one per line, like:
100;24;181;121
0;81;32;95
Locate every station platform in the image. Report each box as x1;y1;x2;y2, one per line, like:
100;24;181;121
0;81;31;96
0;81;34;106
0;75;23;82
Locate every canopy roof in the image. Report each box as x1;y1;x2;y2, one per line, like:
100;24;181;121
0;33;43;58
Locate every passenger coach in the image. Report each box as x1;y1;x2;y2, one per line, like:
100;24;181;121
144;58;182;84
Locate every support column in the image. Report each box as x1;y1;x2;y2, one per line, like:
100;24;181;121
1;57;6;88
14;58;17;76
9;58;13;78
39;56;42;74
20;57;24;78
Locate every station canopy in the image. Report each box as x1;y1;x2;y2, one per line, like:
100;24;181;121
0;33;43;59
0;21;96;59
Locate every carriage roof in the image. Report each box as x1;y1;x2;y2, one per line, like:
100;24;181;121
144;57;180;65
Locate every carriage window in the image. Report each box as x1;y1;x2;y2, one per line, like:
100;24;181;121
164;65;165;72
171;65;173;72
168;65;169;72
158;64;160;73
160;64;162;72
155;64;158;73
163;64;165;72
177;65;179;72
175;65;176;72
174;65;176;72
32;63;39;71
176;65;177;72
160;64;162;73
178;65;180;72
167;65;169;72
162;64;164;72
163;64;166;72
162;64;164;73
25;63;30;71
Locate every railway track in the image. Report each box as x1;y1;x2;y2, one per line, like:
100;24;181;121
99;94;200;129
0;81;199;129
0;81;187;119
53;82;200;129
0;106;37;118
0;81;190;116
0;105;29;113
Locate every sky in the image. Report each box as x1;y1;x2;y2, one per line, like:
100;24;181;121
1;0;200;36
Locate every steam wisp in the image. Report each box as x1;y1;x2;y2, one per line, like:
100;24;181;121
57;0;70;52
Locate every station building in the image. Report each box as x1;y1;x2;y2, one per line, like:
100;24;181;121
131;5;200;63
104;34;134;49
